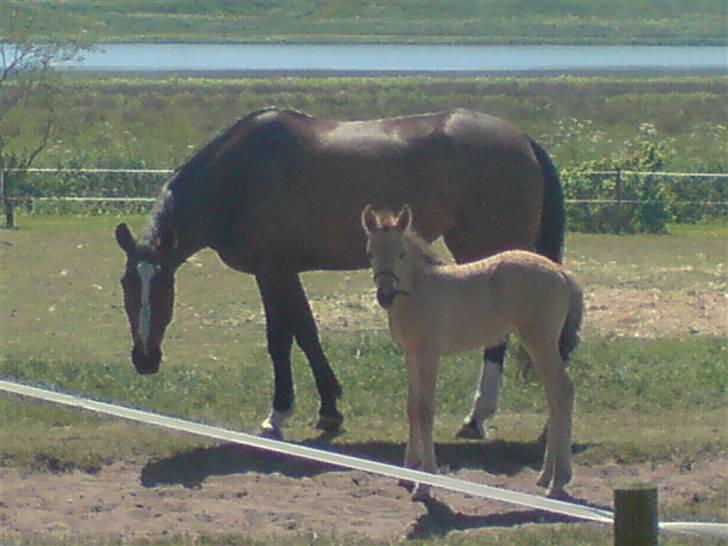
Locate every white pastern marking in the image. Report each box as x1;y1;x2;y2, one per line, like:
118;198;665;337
470;358;503;424
137;261;157;351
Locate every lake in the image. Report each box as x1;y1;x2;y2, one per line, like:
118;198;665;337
60;43;727;73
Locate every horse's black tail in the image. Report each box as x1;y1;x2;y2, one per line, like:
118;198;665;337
530;138;565;264
560;270;584;362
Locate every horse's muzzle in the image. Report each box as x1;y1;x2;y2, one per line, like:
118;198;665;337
131;345;161;374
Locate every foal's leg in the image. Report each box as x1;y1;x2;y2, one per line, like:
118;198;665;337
527;342;574;498
457;342;506;439
408;349;440;501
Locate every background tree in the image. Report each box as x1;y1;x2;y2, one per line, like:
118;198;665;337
0;2;92;226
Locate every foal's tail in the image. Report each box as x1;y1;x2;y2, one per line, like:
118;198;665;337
559;271;584;362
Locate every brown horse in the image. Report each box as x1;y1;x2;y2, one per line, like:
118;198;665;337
114;107;565;438
362;205;582;499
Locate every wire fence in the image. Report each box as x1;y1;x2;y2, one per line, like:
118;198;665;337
1;167;726;229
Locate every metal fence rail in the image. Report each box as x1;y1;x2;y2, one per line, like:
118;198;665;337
2;167;726;228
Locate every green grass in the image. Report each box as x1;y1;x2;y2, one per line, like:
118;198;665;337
6;0;727;45
2;334;726;472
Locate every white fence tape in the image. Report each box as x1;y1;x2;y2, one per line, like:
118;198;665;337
1;379;726;539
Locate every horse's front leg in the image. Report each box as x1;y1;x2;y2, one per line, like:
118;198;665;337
257;270;343;435
256;273;298;438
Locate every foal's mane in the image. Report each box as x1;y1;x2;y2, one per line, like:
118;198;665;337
375;211;445;267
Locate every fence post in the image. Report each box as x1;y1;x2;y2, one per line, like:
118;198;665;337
0;167;13;229
614;481;658;546
614;168;623;232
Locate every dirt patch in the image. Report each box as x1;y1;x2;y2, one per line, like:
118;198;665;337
308;286;727;339
1;447;725;544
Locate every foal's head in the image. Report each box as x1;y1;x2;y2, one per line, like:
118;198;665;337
361;204;417;309
115;223;177;375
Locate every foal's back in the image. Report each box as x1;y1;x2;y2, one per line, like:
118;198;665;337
426;250;573;355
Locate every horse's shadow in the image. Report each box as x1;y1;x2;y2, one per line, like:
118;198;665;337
140;433;591;489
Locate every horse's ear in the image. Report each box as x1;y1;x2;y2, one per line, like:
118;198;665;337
157;227;177;255
396;205;412;232
362;204;379;234
115;223;136;254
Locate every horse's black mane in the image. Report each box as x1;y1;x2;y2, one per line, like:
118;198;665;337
142;107;311;249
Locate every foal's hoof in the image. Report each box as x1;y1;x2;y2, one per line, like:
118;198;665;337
315;411;344;432
398;479;415;493
455;420;484;440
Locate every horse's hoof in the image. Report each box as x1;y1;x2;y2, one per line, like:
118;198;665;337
455;420;484;440
547;487;569;500
259;426;284;441
536;475;551;489
412;484;432;502
315;411;344;432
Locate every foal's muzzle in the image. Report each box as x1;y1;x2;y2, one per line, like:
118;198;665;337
374;271;409;309
131;345;161;375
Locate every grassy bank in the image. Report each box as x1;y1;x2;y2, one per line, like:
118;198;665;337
7;0;727;45
6;74;727;172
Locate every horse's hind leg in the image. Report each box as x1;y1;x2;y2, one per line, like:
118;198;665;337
457;342;506;439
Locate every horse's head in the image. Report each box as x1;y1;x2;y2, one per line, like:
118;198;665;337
361;204;413;309
114;223;177;375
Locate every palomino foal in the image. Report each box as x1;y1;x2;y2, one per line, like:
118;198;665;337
362;205;583;499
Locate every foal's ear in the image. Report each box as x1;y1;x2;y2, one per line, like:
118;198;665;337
361;204;379;234
115;223;136;254
396;205;412;232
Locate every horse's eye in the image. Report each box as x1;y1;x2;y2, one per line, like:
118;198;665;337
399;252;405;259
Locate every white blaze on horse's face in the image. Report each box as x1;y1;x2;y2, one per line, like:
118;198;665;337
136;261;158;351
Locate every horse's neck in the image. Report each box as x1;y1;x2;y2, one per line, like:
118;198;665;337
146;195;208;270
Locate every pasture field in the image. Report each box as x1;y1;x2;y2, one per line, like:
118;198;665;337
8;0;726;45
0;214;726;545
7;74;728;173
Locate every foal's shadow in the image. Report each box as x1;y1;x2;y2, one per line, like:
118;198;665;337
407;497;588;539
140;433;591;489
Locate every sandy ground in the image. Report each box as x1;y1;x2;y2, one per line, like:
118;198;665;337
1;288;726;545
1;449;726;544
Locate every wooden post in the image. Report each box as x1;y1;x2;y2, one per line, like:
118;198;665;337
614;168;623;232
0;167;13;229
614;482;658;546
